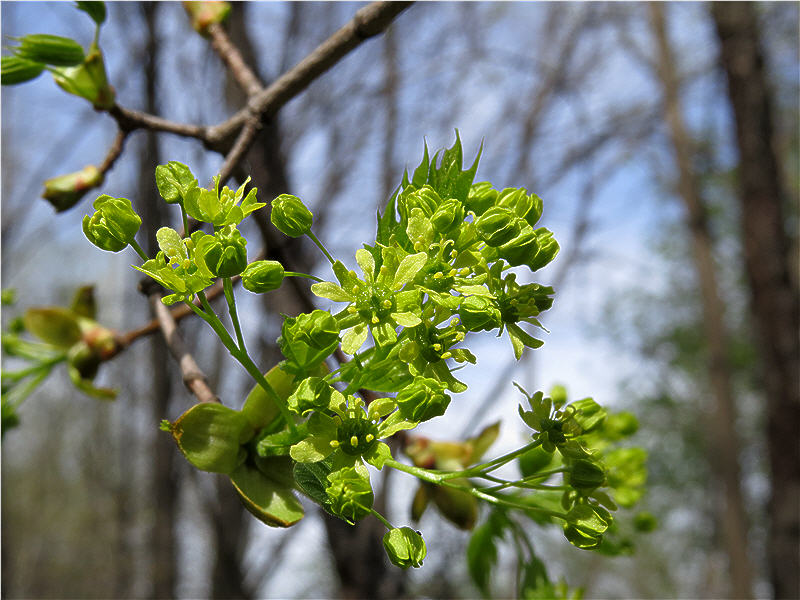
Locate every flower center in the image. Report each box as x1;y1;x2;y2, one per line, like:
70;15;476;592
337;417;380;456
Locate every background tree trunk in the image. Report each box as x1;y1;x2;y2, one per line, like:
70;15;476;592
711;4;800;598
649;4;755;597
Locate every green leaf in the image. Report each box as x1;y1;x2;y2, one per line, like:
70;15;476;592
14;34;85;67
1;56;45;85
75;1;106;25
393;252;427;289
293;459;334;511
467;510;508;597
23;308;82;348
169;403;253;474
68;363;116;400
311;281;352;302
229;463;304;527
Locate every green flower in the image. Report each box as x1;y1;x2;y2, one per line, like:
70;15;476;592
133;228;214;304
183;176;264;227
396;376;451;423
289;390;412;471
194;226;248;278
383;527;426;569
311;247;427;354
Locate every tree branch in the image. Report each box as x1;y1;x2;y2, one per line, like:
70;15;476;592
207;22;264;98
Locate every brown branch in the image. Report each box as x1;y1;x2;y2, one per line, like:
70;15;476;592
205;1;414;146
207;22;264;97
216;118;260;185
148;293;219;404
108;104;208;140
98;129;129;175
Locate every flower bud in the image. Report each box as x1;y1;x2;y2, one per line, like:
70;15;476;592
241;260;285;293
528;228;560;271
568;459;606;491
1;56;45;85
278;310;340;375
466;181;497;216
383;527;426;569
195;228;247;278
271;194;313;237
458;295;501;332
13;34;85;67
497;226;538;267
325;466;374;524
155;161;197;204
430;198;465;233
399;185;441;220
43;165;104;212
82;194;141;252
396;377;451;423
474;206;520;247
287;376;332;415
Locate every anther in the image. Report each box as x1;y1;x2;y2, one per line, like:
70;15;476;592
350;435;359;447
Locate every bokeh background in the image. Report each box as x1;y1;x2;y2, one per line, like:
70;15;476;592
2;2;798;598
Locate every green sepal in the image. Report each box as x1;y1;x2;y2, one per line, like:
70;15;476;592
155;161;197;204
169;403;254;474
51;45;115;109
229;462;304;528
382;527;426;569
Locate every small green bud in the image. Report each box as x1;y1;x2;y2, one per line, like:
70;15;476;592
430;198;465;233
67;340;100;380
13;34;85;67
287;376;332;415
568;459;606;491
278;310;340;375
528;228;560;271
326;466;374;524
383;527;426;569
42;165;104;212
396;377;451;423
497;226;538;268
458;295;502;332
241;260;285;293
1;56;45;85
465;181;497;216
399;185;441;220
271;194;313;237
195;228;248;278
82;194;141;252
155;161;197;204
474;206;521;247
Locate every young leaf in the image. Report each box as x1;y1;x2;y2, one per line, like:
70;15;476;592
229;463;304;527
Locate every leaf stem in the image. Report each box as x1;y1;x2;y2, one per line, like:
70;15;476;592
285;271;323;283
129;239;149;262
306;230;335;264
223;277;246;352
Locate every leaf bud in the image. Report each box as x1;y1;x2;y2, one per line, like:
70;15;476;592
430;198;465;233
458;295;502;332
42;165;104;212
382;527;427;569
195;228;248;278
51;46;115;109
13;34;85;67
1;56;45;85
82;194;141;252
67;340;100;380
474;206;521;247
271;194;313;237
241;260;285;293
396;377;451;423
183;1;231;35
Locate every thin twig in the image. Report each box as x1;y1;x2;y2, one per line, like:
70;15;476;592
217;118;260;185
99;129;130;174
108;104;208;140
205;1;414;145
207;22;264;97
148;293;219;404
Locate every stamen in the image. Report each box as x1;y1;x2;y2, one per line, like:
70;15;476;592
365;434;375;443
330;440;340;448
350;435;359;447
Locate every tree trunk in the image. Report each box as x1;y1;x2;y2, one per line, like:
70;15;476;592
649;4;755;598
711;4;800;598
139;4;178;598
